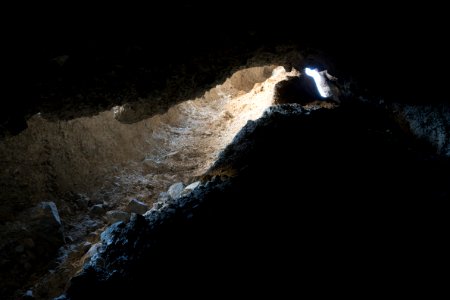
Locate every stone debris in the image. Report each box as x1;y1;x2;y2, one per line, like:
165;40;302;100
157;192;172;203
126;198;149;215
28;202;65;247
105;210;130;224
167;182;185;199
89;204;105;215
181;181;201;197
86;243;102;259
22;289;34;299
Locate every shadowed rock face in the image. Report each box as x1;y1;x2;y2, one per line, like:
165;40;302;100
0;202;65;298
62;104;449;299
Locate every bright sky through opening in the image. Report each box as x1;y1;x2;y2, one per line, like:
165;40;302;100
305;67;329;98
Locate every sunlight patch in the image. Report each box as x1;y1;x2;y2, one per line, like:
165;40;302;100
305;67;332;98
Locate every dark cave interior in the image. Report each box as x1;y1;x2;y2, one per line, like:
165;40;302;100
1;4;448;299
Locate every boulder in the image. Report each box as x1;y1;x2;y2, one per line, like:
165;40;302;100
150;192;174;211
88;197;104;206
126;199;149;215
157;192;171;203
28;202;65;249
89;204;105;216
181;181;201;197
167;182;184;199
22;289;34;299
106;210;130;224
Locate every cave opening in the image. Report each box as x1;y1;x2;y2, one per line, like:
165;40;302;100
274;64;340;107
0;64;302;298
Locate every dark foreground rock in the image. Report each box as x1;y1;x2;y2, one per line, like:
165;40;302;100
391;103;450;157
61;104;448;299
0;202;64;298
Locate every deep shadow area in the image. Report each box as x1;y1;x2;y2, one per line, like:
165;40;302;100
64;103;448;299
274;75;323;104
